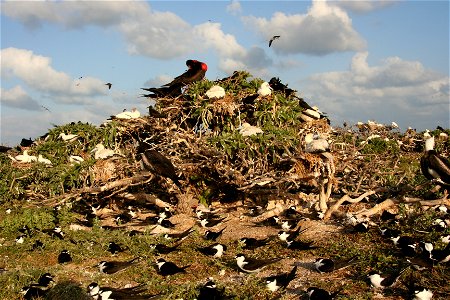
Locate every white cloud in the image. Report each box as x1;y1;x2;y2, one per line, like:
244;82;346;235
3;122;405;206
302;52;450;129
1;86;41;110
243;0;366;56
328;1;397;14
227;0;242;15
1;47;107;103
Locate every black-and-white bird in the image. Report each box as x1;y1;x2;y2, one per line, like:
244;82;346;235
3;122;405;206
421;241;450;263
269;35;280;47
285;239;318;250
367;265;410;289
42;226;64;240
163;227;195;242
155;258;190;276
97;257;139;274
87;282;161;300
199;217;226;228
278;227;307;242
238;237;270;250
150;242;182;254
235;253;281;273
306;287;341;300
252;216;280;227
204;227;226;241
20;286;48;300
265;266;297;292
420;136;450;185
35;273;54;288
58;249;72;264
197;243;227;258
390;235;417;257
196;278;226;300
314;256;358;273
107;241;127;255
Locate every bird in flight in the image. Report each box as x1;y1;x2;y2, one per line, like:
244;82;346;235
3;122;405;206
269;35;280;47
105;83;112;89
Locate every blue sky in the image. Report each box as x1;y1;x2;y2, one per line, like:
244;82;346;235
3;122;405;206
1;0;449;146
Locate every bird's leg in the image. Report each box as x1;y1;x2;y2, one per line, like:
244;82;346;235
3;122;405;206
318;177;328;213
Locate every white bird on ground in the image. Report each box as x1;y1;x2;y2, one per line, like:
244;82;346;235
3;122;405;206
205;85;226;99
239;123;263;137
69;155;84;164
13;150;37;163
257;82;272;97
37;154;52;165
111;108;141;120
305;133;329;153
59;133;78;142
91;144;115;159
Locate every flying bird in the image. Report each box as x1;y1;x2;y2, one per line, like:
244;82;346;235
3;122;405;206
420;136;450;185
105;83;112;89
269;35;280;47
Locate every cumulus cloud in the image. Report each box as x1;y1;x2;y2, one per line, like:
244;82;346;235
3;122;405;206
1;47;107;103
328;1;397;14
302;52;449;128
1;86;41;110
243;0;366;56
227;0;242;15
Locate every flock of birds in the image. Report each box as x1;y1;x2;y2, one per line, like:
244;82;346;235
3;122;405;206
3;58;450;300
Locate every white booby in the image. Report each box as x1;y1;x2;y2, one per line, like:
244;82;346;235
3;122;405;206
304;133;329;153
91;144;115;159
205;85;226;99
59;133;78;142
37;154;52;165
13;150;37;163
420;136;450;185
69;155;84;164
257;82;272;97
238;123;263;137
110;108;141;120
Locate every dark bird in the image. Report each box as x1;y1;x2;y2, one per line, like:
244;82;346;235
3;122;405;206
41;226;64;240
252;216;280;227
155;258;190;276
197;278;226;300
420;136;450;185
97;257;139;274
20;137;34;147
107;241;128;255
163;227;194;242
35;273;54;288
265;265;297;292
163;59;208;87
105;83;112;89
197;243;227;258
138;146;182;188
278;226;307;242
235;253;281;273
58;249;72;264
204;227;226;241
268;77;296;98
368;265;410;289
306;287;341;300
142;60;207;98
158;218;176;229
0;145;12;153
420;241;450;264
238;237;270;250
390;235;417;257
314;256;358;273
285;239;318;250
199;217;226;228
149;242;182;254
268;35;280;47
20;286;48;300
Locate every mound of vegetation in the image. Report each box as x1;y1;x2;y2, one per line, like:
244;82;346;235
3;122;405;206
1;71;449;299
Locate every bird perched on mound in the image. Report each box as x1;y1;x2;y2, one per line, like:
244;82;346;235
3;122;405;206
137;143;182;188
420;136;450;185
141;59;207;98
